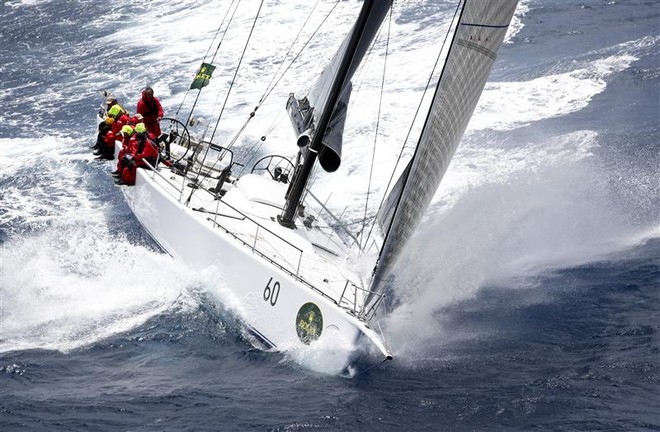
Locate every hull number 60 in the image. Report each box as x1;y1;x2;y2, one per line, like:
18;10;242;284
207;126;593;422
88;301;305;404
263;277;280;306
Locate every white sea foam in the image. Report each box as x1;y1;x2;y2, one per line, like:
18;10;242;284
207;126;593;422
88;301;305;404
0;136;92;230
474;52;638;131
0;136;198;353
280;326;357;376
474;35;658;132
0;228;196;353
383;129;658;355
443;129;599;196
4;0;48;8
506;0;529;43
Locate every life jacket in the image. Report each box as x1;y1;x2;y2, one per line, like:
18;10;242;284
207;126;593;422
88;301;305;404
126;134;139;155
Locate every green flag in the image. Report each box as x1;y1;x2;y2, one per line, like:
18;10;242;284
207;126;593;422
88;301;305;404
190;62;216;90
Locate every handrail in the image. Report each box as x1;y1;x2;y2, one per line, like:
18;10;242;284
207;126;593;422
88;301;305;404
207;217;318;288
142;160;304;261
142;160;186;196
138;161;385;319
307;190;361;247
210;194;305;258
337;280;386;319
192;207;245;221
206;215;366;311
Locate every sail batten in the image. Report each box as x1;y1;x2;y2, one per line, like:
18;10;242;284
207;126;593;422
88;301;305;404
366;0;519;314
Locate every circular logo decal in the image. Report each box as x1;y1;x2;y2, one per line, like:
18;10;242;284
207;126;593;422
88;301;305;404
296;302;323;344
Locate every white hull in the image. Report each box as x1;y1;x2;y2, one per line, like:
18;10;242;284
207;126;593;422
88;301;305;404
116;152;390;367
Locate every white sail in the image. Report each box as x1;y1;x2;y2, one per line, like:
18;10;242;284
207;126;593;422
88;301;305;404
366;0;519;314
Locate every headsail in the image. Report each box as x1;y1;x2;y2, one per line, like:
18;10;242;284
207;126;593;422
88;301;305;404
365;0;519;315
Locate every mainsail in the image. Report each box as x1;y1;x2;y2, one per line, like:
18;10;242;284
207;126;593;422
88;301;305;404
365;0;519;315
281;0;392;227
287;1;392;172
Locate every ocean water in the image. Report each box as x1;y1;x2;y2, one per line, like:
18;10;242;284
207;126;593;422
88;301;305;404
1;0;658;431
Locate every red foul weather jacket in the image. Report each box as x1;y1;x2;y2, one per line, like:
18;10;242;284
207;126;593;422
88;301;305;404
136;93;164;137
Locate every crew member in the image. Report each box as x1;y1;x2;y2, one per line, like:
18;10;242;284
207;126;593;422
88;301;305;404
128;113;144;126
116;123;159;186
136;87;164;138
92;97;121;153
97;105;129;160
111;125;135;177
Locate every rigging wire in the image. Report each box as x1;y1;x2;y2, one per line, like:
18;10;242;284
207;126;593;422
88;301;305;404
362;0;463;250
207;1;240;66
259;0;323;104
359;5;392;250
183;1;343;200
173;0;238;119
259;0;342;104
207;1;245;123
208;0;265;146
184;0;267;198
185;0;242;129
220;0;343;160
353;21;383;94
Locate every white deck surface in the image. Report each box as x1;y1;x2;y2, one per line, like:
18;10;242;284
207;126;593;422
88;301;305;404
143;164;369;314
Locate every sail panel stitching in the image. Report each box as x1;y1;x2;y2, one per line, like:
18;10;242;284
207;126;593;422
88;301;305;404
456;39;496;60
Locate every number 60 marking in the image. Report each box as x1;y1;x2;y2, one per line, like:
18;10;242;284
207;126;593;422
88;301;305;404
263;277;280;306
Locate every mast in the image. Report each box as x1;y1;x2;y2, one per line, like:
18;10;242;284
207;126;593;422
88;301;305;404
364;0;520;316
279;0;391;228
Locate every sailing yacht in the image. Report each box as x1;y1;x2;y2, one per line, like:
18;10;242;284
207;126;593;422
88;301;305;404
111;0;519;369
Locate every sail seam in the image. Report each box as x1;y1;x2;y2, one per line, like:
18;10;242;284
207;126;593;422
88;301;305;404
460;23;510;29
456;39;496;60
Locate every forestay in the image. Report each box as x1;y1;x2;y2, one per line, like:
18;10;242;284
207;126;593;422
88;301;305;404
366;0;519;315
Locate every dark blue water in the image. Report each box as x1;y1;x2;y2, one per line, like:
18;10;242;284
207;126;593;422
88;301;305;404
1;241;658;431
1;1;658;430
